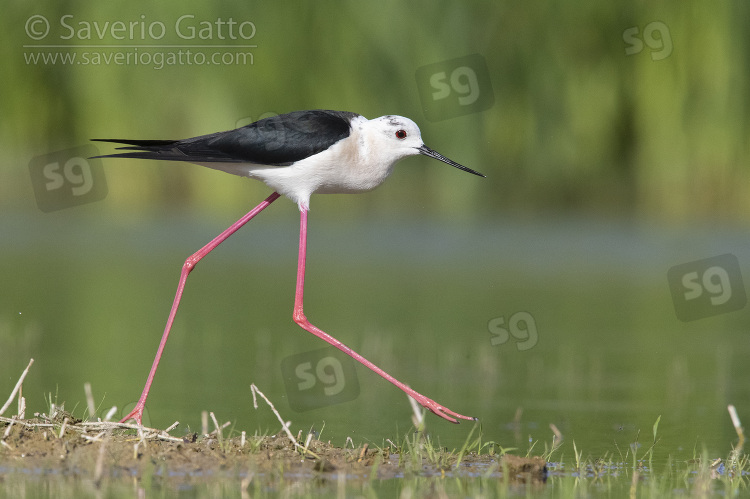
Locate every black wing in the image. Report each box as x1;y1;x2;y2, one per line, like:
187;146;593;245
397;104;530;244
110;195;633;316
92;110;361;166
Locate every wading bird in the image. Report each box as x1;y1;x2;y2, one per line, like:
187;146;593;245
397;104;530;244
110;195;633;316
94;109;484;425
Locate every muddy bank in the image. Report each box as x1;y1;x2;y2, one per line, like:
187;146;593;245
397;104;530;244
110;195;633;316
0;414;546;491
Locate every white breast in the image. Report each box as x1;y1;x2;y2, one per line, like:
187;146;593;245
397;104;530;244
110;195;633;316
241;116;397;209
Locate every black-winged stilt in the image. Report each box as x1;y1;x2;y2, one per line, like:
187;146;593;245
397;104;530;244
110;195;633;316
94;109;484;425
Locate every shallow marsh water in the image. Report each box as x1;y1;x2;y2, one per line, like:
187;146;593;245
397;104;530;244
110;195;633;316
1;211;748;495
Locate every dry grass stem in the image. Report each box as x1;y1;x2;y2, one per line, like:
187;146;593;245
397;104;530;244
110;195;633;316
93;432;111;487
84;382;96;418
0;358;34;417
250;383;320;459
58;417;69;439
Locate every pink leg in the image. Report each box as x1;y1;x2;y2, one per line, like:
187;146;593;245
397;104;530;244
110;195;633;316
120;192;281;424
292;208;476;424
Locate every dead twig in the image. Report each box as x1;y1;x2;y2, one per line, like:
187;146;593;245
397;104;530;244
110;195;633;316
0;359;34;417
250;383;320;460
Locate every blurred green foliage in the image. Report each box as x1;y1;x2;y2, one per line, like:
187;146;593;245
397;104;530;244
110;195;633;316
3;1;750;222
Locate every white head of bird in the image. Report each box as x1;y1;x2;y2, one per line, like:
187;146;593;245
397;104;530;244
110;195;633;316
292;114;483;207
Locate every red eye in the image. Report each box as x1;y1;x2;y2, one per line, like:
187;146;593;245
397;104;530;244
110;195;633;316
395;129;407;139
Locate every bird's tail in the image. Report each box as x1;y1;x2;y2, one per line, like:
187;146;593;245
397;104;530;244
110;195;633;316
90;138;186;161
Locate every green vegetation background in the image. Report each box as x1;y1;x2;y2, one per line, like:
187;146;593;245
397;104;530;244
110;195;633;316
3;2;749;222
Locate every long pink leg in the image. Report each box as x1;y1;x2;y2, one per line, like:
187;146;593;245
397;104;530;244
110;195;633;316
120;192;281;424
292;208;476;424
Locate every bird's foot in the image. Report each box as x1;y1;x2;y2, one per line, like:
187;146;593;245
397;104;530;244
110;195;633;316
409;391;477;424
119;402;145;425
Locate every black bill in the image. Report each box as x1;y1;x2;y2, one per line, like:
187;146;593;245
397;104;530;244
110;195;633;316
418;145;485;178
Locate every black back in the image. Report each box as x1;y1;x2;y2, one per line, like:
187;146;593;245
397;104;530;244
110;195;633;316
93;110;362;166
